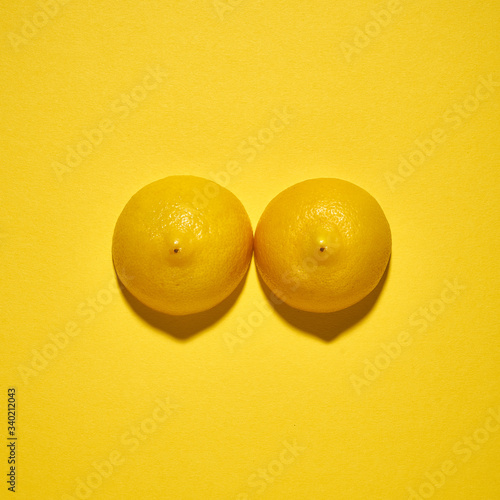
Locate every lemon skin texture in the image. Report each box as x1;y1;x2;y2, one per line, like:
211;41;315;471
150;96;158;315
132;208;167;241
112;175;253;315
254;178;391;313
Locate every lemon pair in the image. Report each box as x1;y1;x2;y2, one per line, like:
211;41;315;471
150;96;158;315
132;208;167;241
112;176;391;315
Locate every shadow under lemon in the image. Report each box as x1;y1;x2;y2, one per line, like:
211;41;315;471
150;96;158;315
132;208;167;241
114;266;249;340
257;257;391;342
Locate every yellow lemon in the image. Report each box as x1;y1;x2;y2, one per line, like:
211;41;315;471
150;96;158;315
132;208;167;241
254;178;391;313
112;176;253;315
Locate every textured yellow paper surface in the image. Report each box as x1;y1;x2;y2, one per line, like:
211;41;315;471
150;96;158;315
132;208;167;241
1;1;499;499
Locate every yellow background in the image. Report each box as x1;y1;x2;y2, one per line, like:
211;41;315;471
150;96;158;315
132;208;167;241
1;0;499;498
